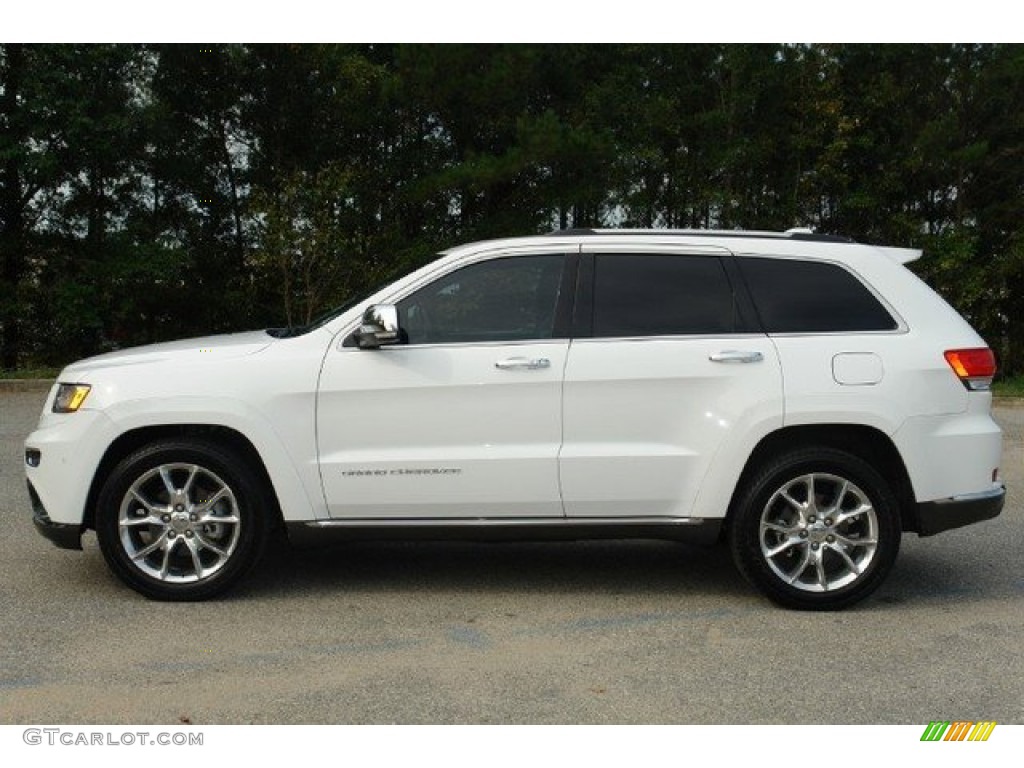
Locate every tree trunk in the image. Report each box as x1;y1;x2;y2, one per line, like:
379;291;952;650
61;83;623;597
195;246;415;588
218;116;246;271
1;44;26;370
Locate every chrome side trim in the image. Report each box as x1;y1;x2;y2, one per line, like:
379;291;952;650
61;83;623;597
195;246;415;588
306;516;706;529
932;485;1006;505
911;483;1004;537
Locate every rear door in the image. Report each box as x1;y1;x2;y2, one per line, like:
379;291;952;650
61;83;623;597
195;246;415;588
560;245;784;519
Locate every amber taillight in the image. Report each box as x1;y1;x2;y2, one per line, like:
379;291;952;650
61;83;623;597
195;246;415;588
944;348;997;391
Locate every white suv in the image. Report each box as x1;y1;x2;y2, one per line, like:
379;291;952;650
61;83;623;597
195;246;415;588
25;229;1005;609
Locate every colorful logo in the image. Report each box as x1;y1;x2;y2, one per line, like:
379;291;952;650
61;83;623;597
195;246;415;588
920;721;997;742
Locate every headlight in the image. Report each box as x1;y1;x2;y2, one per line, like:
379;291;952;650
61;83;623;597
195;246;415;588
52;383;92;413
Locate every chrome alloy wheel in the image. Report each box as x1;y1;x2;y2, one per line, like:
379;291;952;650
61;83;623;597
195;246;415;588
758;472;879;593
118;463;241;583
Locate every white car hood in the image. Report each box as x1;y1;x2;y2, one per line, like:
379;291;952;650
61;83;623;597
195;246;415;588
62;331;275;374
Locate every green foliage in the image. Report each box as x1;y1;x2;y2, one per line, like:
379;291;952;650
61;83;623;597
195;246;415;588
2;44;1024;372
0;367;58;379
253;163;376;326
993;374;1024;398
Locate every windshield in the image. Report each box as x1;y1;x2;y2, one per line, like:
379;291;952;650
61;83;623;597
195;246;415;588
265;295;365;339
264;260;430;339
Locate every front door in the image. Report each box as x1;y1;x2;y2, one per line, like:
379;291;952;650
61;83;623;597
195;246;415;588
317;250;574;519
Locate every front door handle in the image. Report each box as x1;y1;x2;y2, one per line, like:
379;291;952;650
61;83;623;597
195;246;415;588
709;350;764;364
495;357;551;371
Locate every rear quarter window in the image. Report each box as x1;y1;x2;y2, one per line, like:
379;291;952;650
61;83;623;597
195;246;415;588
737;257;897;333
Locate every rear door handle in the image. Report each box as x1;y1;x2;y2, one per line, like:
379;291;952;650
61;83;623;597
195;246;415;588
495;357;551;371
709;350;764;364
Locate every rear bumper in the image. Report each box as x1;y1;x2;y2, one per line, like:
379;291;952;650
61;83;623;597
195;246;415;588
911;484;1005;537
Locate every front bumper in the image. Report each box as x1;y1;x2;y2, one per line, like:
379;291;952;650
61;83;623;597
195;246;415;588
24;408;114;527
28;481;83;550
911;484;1005;537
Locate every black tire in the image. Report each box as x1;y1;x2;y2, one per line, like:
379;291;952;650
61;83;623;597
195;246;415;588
729;447;900;610
95;439;269;601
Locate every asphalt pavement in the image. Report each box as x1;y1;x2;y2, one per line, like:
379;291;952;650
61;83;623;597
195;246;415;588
2;386;1021;724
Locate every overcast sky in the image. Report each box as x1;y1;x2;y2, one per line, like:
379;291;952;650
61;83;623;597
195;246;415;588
5;1;1018;44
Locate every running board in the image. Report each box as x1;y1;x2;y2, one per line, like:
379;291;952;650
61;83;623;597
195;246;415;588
285;516;722;548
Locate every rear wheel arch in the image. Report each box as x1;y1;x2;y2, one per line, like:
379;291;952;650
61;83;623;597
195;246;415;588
727;424;917;533
728;444;902;609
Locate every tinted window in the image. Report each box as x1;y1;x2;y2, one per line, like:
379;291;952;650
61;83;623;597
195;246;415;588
739;257;897;333
593;254;736;337
397;255;565;345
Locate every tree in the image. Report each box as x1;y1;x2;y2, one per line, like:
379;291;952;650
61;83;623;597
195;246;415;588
3;44;1024;373
0;44;29;369
253;164;374;326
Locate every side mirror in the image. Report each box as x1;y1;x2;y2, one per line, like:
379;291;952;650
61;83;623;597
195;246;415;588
349;304;401;349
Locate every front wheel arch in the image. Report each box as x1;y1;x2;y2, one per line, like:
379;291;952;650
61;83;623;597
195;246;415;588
94;438;271;600
84;424;284;533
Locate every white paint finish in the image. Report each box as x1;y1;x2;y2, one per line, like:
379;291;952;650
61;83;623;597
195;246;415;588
892;397;1003;501
559;336;783;518
772;332;969;430
316;341;568;518
24;409;118;525
29;329;330;524
832;352;884;386
59;330;273;374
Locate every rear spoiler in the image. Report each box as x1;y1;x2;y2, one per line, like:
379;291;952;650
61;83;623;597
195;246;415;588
878;246;922;264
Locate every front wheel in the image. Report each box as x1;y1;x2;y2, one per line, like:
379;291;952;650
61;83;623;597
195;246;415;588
95;439;269;600
729;448;901;610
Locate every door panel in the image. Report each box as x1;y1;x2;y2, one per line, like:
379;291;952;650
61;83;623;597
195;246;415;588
560;336;782;518
318;342;568;518
560;248;783;519
316;250;573;520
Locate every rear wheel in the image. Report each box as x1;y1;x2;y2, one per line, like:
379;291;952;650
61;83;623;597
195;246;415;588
96;439;269;600
729;448;901;610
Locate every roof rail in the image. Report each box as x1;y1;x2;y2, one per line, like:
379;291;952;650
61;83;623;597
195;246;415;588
546;228;596;236
786;231;855;244
545;228;856;244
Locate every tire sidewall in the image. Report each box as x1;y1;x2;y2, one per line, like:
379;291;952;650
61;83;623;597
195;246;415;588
96;440;267;601
730;448;901;610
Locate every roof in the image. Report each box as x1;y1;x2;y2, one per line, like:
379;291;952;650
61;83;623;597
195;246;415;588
443;229;922;265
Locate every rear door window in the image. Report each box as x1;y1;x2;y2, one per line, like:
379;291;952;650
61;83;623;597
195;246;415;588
592;254;738;337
